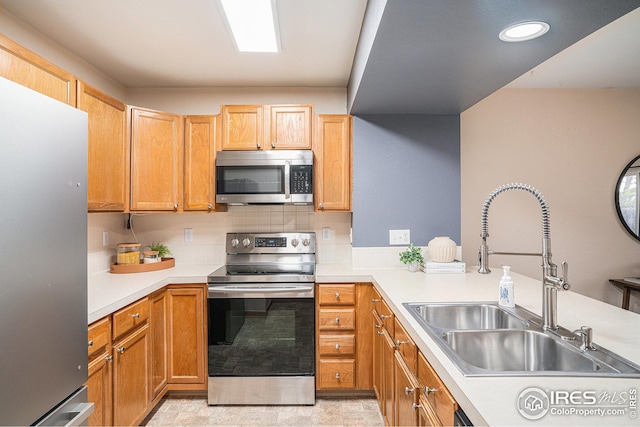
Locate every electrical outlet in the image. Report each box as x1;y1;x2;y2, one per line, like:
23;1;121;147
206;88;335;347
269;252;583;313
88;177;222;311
389;229;410;245
322;227;331;240
184;228;193;242
102;231;109;247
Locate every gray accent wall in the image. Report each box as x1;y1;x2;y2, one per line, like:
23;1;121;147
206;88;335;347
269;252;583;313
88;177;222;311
352;114;460;247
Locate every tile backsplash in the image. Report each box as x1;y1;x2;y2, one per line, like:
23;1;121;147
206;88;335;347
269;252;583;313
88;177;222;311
88;206;352;275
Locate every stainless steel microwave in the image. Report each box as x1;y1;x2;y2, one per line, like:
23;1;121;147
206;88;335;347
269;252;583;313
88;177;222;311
215;150;313;205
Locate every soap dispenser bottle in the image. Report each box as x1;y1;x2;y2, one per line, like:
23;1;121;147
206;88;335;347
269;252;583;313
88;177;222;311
499;266;515;308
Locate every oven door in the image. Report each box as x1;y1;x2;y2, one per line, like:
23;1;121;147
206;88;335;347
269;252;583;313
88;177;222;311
207;284;315;404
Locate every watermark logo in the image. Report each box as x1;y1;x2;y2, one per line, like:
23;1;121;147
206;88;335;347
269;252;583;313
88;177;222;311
517;387;550;420
517;387;637;420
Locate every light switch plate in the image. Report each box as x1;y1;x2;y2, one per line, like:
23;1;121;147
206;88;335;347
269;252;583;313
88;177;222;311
184;228;193;242
389;229;410;245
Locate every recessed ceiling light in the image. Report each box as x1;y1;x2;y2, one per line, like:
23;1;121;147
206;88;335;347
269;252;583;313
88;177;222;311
499;21;550;42
220;0;280;52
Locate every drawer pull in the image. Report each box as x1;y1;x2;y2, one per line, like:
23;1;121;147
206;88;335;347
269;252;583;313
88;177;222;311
335;373;340;379
105;355;113;362
335;292;340;299
335;343;341;350
335;318;340;324
425;387;437;395
377;331;383;336
117;347;125;354
371;298;380;303
375;324;381;329
396;340;408;346
130;313;140;319
412;403;422;410
380;314;391;320
405;386;415;395
88;340;93;348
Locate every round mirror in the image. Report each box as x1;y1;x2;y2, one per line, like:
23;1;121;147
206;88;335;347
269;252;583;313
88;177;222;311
615;154;640;241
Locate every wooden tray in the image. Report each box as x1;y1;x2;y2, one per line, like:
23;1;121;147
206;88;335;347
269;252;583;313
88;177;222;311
110;257;175;274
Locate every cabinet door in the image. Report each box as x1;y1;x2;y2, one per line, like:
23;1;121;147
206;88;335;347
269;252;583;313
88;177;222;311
268;105;312;149
150;291;168;402
86;352;112;427
314;115;352;211
0;33;76;105
130;107;183;211
372;311;384;406
395;352;420;427
113;324;150;427
78;81;128;212
184;115;219;211
167;286;206;385
418;352;457;426
221;105;264;150
382;329;395;426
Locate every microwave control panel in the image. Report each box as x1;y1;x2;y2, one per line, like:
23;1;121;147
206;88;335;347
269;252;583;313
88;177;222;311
291;165;312;194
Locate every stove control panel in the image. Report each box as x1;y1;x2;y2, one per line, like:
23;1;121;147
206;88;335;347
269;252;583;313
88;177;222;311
226;232;315;254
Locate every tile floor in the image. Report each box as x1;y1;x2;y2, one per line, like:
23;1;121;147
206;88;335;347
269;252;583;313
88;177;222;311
142;396;384;426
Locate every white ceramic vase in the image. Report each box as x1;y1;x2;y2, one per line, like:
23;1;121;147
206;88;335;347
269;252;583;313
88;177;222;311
428;236;457;262
407;261;420;272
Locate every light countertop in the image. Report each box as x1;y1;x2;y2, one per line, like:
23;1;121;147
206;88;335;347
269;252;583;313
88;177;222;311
89;263;640;426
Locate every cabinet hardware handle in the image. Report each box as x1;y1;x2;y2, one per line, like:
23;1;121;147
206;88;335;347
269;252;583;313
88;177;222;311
335;343;340;350
117;347;125;354
106;355;113;362
377;331;383;336
174;203;179;209
412;403;422;410
425;387;437;395
375;324;380;329
319;203;323;209
371;298;380;303
380;314;391;319
335;292;340;299
208;203;213;209
88;340;93;347
405;386;415;395
257;142;261;149
335;373;340;379
396;340;408;346
130;313;140;319
271;142;276;148
335;318;340;324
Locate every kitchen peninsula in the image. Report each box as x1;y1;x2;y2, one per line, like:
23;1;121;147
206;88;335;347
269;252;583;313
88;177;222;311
89;264;640;426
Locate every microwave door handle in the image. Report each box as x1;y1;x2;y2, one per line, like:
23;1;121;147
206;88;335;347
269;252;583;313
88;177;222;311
284;161;291;199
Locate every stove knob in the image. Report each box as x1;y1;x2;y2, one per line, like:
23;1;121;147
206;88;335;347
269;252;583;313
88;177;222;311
291;239;299;247
242;238;251;248
302;238;310;246
231;238;240;248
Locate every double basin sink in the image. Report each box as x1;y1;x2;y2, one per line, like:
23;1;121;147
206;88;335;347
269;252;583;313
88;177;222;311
403;302;640;377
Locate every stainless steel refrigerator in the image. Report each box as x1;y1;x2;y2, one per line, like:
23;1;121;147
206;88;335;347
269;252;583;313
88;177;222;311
0;77;93;425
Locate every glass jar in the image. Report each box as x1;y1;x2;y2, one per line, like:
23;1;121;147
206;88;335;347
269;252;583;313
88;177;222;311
143;250;160;264
116;243;141;265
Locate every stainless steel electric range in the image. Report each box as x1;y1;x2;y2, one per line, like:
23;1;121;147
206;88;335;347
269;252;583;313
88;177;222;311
207;232;316;405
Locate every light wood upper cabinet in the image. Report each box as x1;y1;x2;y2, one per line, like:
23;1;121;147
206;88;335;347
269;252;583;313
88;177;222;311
130;107;183;211
268;105;312;149
221;104;312;150
220;105;264;150
314;114;352;211
0;33;77;105
77;81;129;212
184;115;220;211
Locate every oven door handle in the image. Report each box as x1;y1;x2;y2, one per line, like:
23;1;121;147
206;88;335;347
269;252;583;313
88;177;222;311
284;160;291;199
208;285;314;298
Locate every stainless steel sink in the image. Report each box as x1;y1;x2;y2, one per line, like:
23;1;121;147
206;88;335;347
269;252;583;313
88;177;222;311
403;302;640;377
405;302;529;330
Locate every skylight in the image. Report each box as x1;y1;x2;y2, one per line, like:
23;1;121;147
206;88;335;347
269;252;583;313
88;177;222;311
220;0;280;53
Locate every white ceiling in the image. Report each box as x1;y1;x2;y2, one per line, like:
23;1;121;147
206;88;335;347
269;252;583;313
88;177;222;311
1;0;639;108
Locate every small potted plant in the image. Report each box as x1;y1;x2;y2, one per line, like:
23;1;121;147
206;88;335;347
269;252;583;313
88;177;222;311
149;242;172;260
399;243;424;272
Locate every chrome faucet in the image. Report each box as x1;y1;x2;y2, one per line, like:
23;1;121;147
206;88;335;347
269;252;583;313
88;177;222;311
478;183;570;330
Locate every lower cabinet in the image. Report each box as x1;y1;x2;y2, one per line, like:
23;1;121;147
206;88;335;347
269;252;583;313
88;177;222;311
394;352;420;427
85;284;206;426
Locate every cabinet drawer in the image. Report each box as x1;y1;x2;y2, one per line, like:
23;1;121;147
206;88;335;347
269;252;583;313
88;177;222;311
88;317;111;360
378;300;395;338
318;359;355;389
113;297;149;340
418;352;457;426
318;308;355;331
394;318;417;373
318;334;355;356
318;284;355;306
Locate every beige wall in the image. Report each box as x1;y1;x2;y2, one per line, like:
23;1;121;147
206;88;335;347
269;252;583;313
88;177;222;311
461;88;640;312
